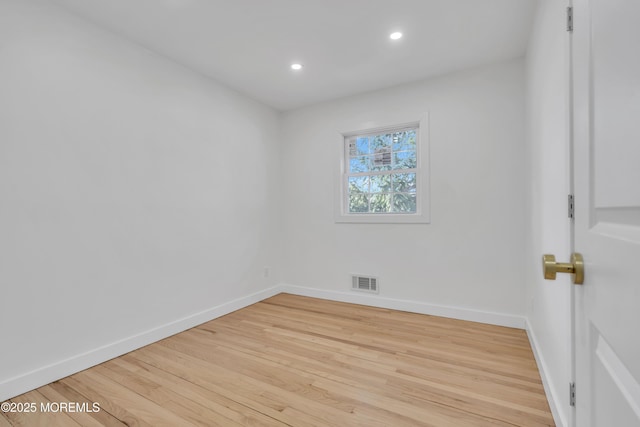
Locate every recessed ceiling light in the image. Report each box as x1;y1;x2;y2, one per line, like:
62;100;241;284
291;63;303;70
389;32;403;40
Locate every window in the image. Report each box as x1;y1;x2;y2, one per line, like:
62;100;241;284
336;116;430;224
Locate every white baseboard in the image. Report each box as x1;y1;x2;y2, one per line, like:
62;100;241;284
525;318;566;427
0;285;282;403
279;284;526;329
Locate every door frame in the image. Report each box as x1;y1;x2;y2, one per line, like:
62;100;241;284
567;2;577;427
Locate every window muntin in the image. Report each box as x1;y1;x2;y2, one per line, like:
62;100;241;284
344;127;418;215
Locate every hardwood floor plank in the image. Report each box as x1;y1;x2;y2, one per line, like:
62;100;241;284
59;375;166;427
113;355;286;426
159;331;435;426
71;369;199;427
0;414;11;427
97;360;245;426
6;294;554;426
134;343;395;427
181;328;546;426
128;345;316;426
217;305;537;374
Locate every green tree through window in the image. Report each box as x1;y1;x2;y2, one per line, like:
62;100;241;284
345;128;418;214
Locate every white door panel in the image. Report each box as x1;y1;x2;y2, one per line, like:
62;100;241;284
572;0;640;425
591;0;640;209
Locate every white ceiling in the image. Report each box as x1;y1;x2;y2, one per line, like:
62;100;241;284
51;0;537;111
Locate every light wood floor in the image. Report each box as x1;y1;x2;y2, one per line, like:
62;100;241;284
1;294;554;426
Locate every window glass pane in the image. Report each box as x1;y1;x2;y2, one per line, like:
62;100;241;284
393;130;417;151
355;137;369;155
349;194;369;213
349;156;370;173
370;133;392;153
392;193;417;213
370;174;391;193
348;176;369;193
370;193;391;213
370;146;392;171
393;150;417;169
370;162;392;172
392;173;416;193
371;148;391;169
343;124;421;219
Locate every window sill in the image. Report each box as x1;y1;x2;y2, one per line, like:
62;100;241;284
334;212;430;224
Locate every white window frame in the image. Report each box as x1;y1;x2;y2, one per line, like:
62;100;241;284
335;114;430;224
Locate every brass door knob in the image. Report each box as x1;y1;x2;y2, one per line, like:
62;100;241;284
542;253;584;285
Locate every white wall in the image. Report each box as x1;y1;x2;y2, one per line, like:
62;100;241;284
280;59;527;324
524;0;571;425
0;0;281;400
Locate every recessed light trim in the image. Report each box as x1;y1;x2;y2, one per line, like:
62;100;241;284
389;32;403;40
291;63;303;70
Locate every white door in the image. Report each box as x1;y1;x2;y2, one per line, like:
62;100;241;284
572;0;640;425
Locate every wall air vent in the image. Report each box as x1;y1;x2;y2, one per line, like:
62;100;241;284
351;275;379;294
